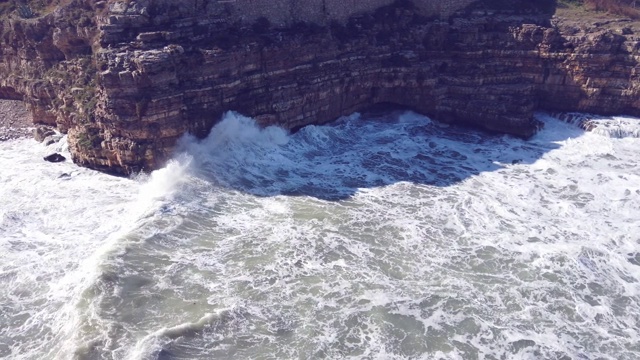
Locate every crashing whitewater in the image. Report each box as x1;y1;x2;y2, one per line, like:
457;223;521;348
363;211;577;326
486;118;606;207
1;111;639;359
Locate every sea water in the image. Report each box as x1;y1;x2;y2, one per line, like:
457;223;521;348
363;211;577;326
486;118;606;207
0;112;639;359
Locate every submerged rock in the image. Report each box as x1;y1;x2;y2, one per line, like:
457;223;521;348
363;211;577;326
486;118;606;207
43;134;63;146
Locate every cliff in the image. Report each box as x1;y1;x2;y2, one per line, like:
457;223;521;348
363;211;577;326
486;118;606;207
1;0;639;174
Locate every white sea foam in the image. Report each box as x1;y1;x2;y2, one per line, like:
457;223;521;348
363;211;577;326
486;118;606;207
554;112;640;138
0;136;191;359
2;111;640;359
591;116;640;138
0;137;138;359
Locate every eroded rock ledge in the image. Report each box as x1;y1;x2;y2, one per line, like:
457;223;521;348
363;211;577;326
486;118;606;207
1;0;639;174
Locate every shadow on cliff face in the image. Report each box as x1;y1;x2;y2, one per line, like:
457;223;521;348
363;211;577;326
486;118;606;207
175;110;580;201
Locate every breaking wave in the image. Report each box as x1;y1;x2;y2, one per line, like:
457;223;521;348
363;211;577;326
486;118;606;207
1;110;639;359
553;112;640;138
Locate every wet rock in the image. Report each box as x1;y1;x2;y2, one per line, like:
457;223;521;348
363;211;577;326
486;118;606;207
43;134;63;146
34;127;56;143
44;153;66;163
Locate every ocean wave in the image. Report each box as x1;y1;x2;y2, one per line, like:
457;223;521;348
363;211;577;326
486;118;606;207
2;110;640;359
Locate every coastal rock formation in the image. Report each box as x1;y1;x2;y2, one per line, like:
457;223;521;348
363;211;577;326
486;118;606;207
1;0;639;174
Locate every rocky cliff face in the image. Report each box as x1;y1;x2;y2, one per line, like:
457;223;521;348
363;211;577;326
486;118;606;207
1;0;639;174
0;0;100;134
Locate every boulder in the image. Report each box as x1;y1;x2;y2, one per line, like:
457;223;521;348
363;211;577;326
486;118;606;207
43;153;66;163
34;126;56;143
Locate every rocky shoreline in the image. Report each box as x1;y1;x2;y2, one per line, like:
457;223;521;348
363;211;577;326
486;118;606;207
0;100;33;141
1;0;640;174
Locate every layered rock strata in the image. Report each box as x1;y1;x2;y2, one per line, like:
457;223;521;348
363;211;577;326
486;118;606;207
1;0;639;174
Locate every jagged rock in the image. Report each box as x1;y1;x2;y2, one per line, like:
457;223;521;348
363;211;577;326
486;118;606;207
43;153;66;163
34;127;56;143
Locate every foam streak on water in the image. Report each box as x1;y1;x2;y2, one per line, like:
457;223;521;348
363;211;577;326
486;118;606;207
0;138;186;359
1;112;640;359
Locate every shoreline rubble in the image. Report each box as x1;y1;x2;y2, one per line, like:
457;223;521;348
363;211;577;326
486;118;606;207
0;99;33;141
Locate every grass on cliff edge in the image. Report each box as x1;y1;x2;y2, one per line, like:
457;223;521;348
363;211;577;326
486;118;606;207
559;0;640;19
